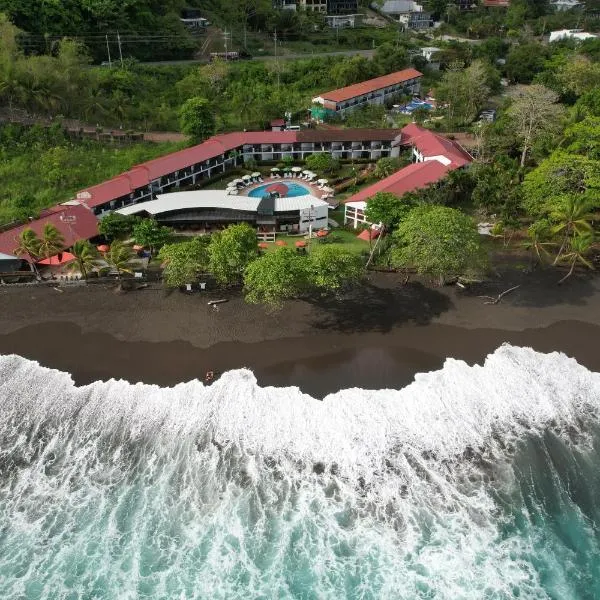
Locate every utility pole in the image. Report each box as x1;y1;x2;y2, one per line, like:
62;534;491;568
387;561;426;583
222;29;231;59
105;34;112;68
274;29;280;88
117;31;124;67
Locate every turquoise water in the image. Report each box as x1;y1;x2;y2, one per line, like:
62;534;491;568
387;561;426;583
0;347;599;599
248;181;310;197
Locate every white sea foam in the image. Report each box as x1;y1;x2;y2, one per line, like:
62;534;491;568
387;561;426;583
0;345;598;599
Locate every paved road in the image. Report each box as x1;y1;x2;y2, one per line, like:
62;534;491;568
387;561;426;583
136;48;375;67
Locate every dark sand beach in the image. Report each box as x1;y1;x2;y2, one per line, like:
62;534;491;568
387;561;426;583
1;269;600;397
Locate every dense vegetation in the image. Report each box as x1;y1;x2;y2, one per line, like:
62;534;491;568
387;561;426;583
0;124;179;224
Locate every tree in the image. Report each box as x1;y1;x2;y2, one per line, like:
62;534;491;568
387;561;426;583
98;213;140;241
523;220;554;268
37;223;65;261
69;239;97;278
364;191;414;230
14;228;41;276
435;60;491;126
506;85;565;167
391;205;484;285
102;241;136;280
158;237;210;288
208;223;259;285
557;233;595;284
304;153;340;174
179;97;216;141
244;247;308;307
505;42;548;84
556;56;600;98
522;152;600;217
550;196;594;264
565;117;600;160
374;157;402;179
308;246;364;294
132;219;172;254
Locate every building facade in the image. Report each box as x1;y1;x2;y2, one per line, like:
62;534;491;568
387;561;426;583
327;0;359;13
312;69;422;117
343;124;473;228
117;191;329;236
68;130;401;217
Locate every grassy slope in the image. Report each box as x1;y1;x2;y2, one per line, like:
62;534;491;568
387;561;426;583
0;126;182;225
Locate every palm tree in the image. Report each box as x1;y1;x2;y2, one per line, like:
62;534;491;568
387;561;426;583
14;228;41;277
557;233;595;284
37;223;65;262
523;221;555;268
103;241;136;280
551;196;594;264
69;239;98;279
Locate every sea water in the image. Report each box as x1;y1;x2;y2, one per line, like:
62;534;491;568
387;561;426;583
0;345;598;600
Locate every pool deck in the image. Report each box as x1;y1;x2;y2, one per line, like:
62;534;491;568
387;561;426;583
240;177;336;206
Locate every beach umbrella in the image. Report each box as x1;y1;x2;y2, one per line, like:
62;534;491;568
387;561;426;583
302;170;311;175
266;183;289;196
291;167;302;173
275;239;286;247
251;172;261;178
242;174;251;180
317;178;328;185
97;244;109;252
295;240;307;248
233;178;244;185
270;167;280;172
258;242;269;249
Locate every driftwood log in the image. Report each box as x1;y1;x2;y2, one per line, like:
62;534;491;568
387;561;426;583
478;285;521;305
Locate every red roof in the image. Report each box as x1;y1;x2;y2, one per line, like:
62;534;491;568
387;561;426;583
318;69;423;104
38;251;75;266
0;204;99;263
401;124;473;168
345;161;450;204
271;119;285;127
357;228;380;241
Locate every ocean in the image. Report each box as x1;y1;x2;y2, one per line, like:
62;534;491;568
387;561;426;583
0;345;598;599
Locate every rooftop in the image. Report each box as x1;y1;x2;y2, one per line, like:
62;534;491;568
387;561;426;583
75;129;400;209
344;160;450;204
116;191;328;217
315;69;423;104
401;123;473;168
0;204;99;263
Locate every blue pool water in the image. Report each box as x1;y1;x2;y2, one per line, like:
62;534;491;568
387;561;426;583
248;181;310;197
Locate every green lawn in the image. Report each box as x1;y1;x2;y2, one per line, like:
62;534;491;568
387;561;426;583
259;229;369;255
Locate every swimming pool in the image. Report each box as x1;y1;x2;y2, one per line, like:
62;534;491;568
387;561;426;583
248;182;311;198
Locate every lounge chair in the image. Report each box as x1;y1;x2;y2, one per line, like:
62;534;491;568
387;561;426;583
258;177;264;183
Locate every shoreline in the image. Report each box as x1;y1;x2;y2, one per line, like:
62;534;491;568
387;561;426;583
2;270;600;397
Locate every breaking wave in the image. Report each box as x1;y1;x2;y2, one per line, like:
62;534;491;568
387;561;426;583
0;345;599;599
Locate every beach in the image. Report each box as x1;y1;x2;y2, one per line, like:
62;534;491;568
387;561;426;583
1;268;600;397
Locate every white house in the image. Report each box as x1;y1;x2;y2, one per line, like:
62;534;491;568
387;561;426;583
549;29;597;42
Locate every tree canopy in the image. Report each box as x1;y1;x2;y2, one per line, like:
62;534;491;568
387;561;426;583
179;97;216;141
158;237;210;288
132;219;173;254
304;153;340;174
208;223;258;285
364;192;414;230
244;247;308;307
392;205;484;284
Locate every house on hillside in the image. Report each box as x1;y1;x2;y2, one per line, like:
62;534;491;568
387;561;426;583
311;69;423;118
377;1;433;29
549;29;597;42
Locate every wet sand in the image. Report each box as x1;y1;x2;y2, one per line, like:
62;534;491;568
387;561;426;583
1;269;600;397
